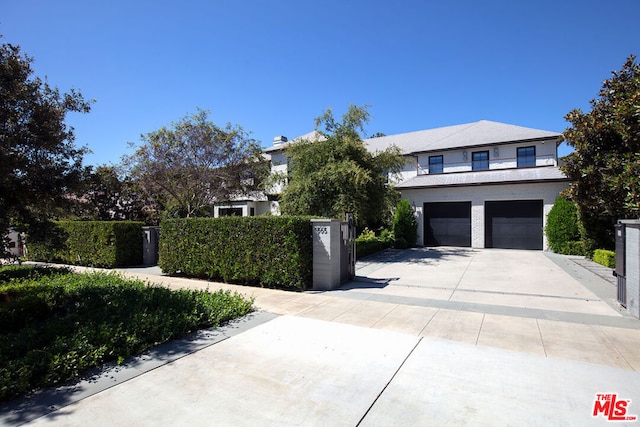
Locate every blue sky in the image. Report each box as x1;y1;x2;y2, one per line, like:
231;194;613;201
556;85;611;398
2;0;639;165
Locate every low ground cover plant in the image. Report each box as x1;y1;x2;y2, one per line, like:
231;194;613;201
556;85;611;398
0;265;253;401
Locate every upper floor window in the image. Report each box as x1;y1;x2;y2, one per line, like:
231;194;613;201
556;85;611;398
428;155;443;174
517;146;536;168
472;151;489;171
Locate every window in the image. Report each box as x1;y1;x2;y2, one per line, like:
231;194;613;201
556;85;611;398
517;146;536;168
249;207;255;217
472;151;489;171
428;155;443;174
219;208;243;217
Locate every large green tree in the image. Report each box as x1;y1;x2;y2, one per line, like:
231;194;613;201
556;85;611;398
561;55;640;252
0;39;91;235
72;165;155;223
279;105;404;228
125;109;268;218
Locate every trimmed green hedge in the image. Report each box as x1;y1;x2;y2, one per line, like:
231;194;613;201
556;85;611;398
593;249;616;269
356;237;393;259
355;228;394;259
159;217;312;290
28;221;143;268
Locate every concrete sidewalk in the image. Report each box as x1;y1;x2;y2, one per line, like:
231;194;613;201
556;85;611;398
3;249;640;426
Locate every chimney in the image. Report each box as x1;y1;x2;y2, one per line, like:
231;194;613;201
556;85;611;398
273;135;288;146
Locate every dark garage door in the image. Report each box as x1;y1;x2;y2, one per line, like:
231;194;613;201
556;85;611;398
424;202;471;247
485;200;543;250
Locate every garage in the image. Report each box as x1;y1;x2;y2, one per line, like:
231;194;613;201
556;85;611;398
484;200;543;250
424;202;471;247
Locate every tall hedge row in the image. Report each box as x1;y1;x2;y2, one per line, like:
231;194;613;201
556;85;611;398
28;221;144;268
159;217;313;290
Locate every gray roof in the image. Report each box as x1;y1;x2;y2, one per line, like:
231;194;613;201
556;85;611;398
395;166;569;189
264;120;562;156
364;120;563;155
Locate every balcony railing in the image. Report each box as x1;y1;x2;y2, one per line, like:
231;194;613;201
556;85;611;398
417;154;557;175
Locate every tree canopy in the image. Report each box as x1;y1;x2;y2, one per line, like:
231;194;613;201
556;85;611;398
124;109;268;218
71;165;154;223
561;55;640;251
0;39;91;234
278;105;404;228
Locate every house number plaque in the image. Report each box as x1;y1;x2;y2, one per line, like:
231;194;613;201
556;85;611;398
314;226;328;235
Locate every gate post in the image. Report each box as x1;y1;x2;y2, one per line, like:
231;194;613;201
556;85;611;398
312;219;345;291
620;220;640;319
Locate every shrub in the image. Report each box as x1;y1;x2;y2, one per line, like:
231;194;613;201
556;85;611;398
0;266;253;401
394;237;409;249
545;197;580;254
593;249;616;268
27;221;144;267
393;199;417;247
159;216;312;290
355;228;394;259
561;240;586;256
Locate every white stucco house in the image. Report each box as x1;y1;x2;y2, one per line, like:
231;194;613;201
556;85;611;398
217;120;570;251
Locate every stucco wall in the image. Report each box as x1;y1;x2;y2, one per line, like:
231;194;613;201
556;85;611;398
399;181;570;250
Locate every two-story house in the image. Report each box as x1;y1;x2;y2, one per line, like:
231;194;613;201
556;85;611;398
221;120;569;251
365;120;569;250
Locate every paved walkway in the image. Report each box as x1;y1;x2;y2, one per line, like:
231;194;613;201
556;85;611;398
3;249;640;426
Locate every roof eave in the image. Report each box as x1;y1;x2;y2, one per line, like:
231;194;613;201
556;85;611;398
397;177;571;190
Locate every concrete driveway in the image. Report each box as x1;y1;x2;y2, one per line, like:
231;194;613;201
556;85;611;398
352;247;620;316
3;249;640;426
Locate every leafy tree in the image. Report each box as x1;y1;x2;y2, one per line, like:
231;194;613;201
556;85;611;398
370;132;386;138
124;109;268;218
72;165;155;223
545;197;581;254
0;39;91;240
561;55;640;252
393;199;418;248
278;105;404;228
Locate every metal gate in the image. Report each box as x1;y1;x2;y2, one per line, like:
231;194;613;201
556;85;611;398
342;213;356;280
615;222;627;307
